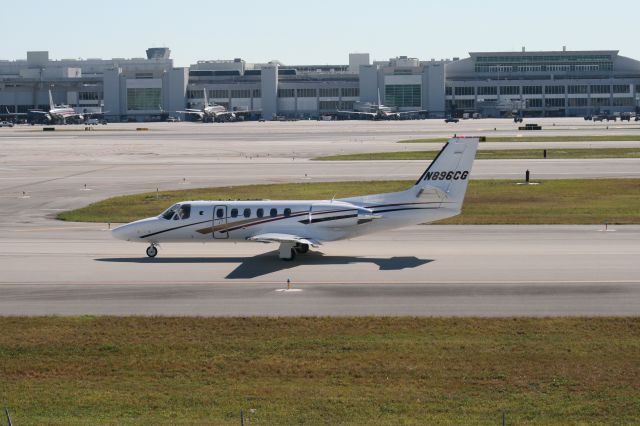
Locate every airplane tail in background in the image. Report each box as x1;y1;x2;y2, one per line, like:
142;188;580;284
412;137;479;210
48;90;55;110
203;88;209;107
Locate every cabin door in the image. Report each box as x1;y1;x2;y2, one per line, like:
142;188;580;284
213;205;229;239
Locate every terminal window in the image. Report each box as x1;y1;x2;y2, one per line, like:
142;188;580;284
545;86;565;94
454;86;474;96
208;89;228;99
499;86;519;95
385;84;421;107
522;86;542;95
339;101;355;110
297;88;317;98
477;86;497;95
127;88;161;111
319;100;339;110
590;85;610;94
527;99;543;108
545;98;565;108
568;85;588;94
455;99;475;109
341;87;359;97
231;89;251;98
277;88;295;98
319;88;339;97
613;98;634;106
591;97;610;107
613;85;630;94
79;91;102;101
568;98;588;107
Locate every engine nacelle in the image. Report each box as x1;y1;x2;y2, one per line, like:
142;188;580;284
304;202;380;227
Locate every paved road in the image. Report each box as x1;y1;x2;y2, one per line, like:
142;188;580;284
0;224;638;316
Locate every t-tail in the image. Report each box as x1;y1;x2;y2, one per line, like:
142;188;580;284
344;137;479;222
411;136;479;212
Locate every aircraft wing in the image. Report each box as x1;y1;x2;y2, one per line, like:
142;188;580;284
1;108;27;117
216;110;259;117
396;110;425;116
177;110;205;118
82;111;109;118
247;233;321;247
337;110;377;118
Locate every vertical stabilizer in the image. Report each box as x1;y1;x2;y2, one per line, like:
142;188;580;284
48;89;55;110
413;137;479;209
203;88;209;108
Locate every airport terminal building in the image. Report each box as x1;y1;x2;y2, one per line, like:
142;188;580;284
1;47;639;121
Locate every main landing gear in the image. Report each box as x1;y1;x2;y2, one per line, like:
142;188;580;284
146;244;158;258
278;243;310;261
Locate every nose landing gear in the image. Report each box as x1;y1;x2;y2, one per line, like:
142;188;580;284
146;244;158;258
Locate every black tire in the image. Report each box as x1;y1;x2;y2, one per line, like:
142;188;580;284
296;244;309;254
146;245;157;258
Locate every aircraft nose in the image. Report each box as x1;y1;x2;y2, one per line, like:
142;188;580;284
111;223;133;241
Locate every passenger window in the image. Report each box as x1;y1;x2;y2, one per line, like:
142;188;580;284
199;211;204;216
270;208;277;217
231;208;238;218
216;208;224;218
257;208;264;218
177;204;191;220
284;208;291;217
243;208;251;218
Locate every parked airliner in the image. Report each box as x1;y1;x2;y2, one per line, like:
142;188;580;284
29;90;106;123
179;89;257;122
112;137;479;260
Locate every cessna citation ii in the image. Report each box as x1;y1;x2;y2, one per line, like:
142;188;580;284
112;137;479;260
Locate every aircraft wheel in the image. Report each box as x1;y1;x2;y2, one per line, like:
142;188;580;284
146;245;158;258
296;244;309;254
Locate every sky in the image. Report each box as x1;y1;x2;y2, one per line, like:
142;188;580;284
2;1;637;67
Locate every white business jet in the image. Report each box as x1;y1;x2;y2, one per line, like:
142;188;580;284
112;137;479;260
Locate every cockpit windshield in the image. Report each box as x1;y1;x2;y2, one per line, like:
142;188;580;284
160;203;191;220
160;204;179;220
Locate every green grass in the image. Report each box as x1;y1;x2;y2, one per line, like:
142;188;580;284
314;148;640;161
0;317;639;425
57;179;640;225
399;135;640;143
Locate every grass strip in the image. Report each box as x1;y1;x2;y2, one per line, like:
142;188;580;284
57;179;640;225
399;135;640;143
314;148;640;161
1;317;639;425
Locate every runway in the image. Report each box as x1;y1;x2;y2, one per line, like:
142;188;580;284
0;118;638;316
1;224;638;316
